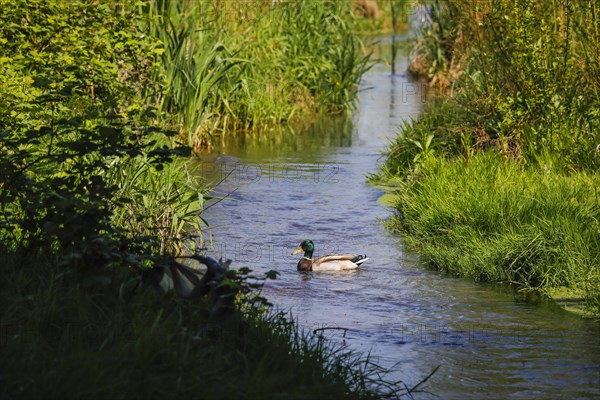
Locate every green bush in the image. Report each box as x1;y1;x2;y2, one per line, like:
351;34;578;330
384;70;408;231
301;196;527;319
0;0;187;269
408;0;600;169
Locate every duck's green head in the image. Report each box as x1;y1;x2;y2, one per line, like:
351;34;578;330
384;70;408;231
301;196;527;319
292;239;314;258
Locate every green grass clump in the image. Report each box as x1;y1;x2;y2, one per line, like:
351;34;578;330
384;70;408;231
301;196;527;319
383;154;600;315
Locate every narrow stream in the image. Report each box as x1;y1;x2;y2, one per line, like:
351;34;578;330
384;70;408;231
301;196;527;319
200;34;600;399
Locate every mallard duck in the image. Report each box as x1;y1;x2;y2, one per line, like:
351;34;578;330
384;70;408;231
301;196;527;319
291;239;369;271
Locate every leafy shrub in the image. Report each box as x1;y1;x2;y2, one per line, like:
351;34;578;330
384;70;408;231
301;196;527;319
407;0;600;169
0;0;196;273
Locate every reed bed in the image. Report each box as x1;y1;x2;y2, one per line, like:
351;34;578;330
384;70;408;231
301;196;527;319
145;0;371;149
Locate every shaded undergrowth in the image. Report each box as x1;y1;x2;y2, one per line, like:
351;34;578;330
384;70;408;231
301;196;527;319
0;256;410;400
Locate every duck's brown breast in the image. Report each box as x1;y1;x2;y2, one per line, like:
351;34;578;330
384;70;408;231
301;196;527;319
297;258;312;271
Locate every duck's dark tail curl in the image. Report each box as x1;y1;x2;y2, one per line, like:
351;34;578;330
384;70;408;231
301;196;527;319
351;254;369;265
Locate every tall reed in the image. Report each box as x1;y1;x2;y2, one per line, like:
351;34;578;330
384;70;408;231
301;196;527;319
144;0;242;149
144;0;371;148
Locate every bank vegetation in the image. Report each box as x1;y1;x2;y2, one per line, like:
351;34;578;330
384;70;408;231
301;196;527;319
379;0;600;316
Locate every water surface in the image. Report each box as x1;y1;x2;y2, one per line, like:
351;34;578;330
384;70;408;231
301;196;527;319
200;34;600;399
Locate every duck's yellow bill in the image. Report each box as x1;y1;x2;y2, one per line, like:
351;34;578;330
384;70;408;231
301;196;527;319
292;246;303;255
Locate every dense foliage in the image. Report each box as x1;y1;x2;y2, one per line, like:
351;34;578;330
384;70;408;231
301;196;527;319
0;0;192;267
399;0;600;170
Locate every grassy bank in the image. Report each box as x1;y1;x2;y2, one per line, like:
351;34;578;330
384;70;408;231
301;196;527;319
378;0;600;316
381;154;600;315
0;1;403;397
